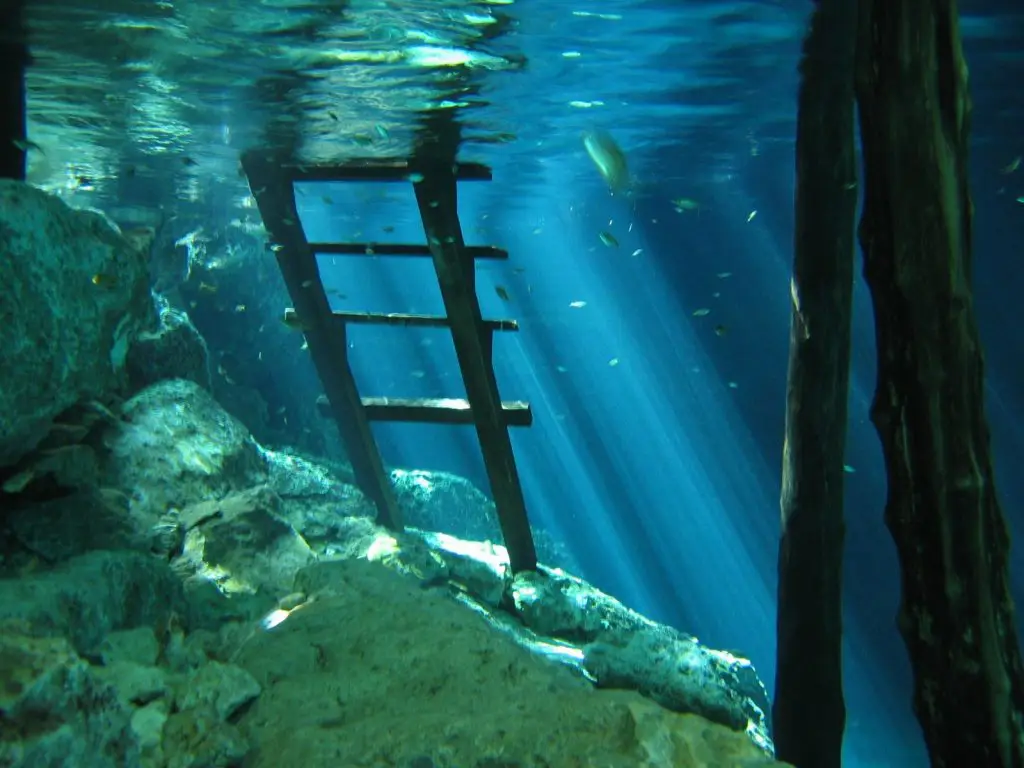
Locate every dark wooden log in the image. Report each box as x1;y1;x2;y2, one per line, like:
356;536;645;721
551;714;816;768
0;0;27;181
772;1;858;766
855;1;1024;765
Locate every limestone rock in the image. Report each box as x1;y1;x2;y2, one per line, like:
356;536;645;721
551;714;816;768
232;560;790;768
175;661;261;722
126;296;212;392
100;379;269;526
0;180;154;467
0;628;139;767
0;550;186;655
174;486;316;607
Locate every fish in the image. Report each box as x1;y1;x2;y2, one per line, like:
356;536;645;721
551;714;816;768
747;210;757;222
599;231;618;247
569;300;587;308
714;325;728;337
692;308;711;317
495;286;511;301
13;138;43;153
282;313;313;332
1001;156;1021;175
2;469;35;494
583;129;630;193
198;281;218;294
672;198;699;212
91;273;118;288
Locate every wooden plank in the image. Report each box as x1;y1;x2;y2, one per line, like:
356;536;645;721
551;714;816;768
283;159;492;183
241;149;403;531
284;308;517;332
310;243;508;260
317;395;532;427
411;162;538;573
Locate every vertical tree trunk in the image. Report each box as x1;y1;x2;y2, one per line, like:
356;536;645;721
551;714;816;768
0;0;28;181
772;0;857;765
855;1;1024;765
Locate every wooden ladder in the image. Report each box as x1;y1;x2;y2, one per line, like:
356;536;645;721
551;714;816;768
241;150;538;573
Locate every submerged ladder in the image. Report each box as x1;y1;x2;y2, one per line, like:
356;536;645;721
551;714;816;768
240;150;538;573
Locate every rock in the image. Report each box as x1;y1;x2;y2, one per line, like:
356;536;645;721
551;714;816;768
0;628;139;767
126;296;212;392
101;379;269;526
131;700;169;752
0;180;153;468
0;550;186;655
174;486;316;611
174;661;261;722
391;468;502;542
99;627;161;666
95;661;169;708
231;559;790;768
4;486;145;563
163;708;251;768
509;568;773;752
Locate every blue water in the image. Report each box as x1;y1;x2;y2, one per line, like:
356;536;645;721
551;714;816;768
23;0;1024;765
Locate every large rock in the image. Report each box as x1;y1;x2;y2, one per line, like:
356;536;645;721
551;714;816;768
100;379;269;527
0;181;154;467
231;560;790;768
126;296;212;392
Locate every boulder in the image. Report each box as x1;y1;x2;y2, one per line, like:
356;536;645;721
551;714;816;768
0;180;153;467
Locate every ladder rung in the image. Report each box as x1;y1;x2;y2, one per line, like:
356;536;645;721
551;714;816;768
287;160;492;183
311;243;508;260
316;396;533;426
331;311;518;332
283;309;518;332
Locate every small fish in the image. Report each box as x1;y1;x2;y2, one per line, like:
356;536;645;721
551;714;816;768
321;196;333;205
407;173;425;183
608;358;620;367
599;231;618;247
198;281;218;294
91;273;118;288
513;267;527;274
411;370;425;379
747;210;757;222
13;138;43;153
495;286;511;301
716;272;732;279
631;248;643;257
382;225;394;233
301;279;314;288
843;464;856;474
2;468;35;493
282;313;313;332
671;197;699;211
328;111;339;121
1001;156;1021;175
1016;197;1024;205
375;124;389;140
217;365;236;385
300;340;309;351
556;365;568;373
532;228;543;235
714;325;728;337
234;304;246;313
692;308;711;317
181;156;198;167
569;300;587;308
728;381;739;389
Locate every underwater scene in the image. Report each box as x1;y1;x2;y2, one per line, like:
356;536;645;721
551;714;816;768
1;0;1023;766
